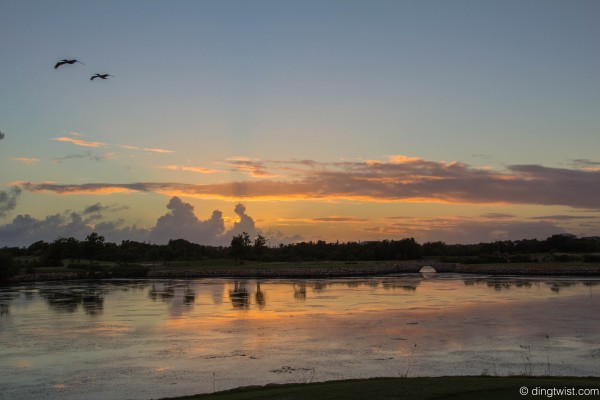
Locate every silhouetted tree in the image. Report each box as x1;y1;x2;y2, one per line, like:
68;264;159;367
0;250;17;280
230;232;251;265
253;234;267;261
83;232;105;265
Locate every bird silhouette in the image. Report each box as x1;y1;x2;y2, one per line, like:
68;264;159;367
90;74;113;81
54;59;84;69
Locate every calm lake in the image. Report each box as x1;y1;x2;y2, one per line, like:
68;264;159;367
1;274;599;399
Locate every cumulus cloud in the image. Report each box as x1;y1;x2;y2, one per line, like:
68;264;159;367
228;203;260;237
149;197;225;245
0;187;22;218
0;212;92;246
0;201;147;246
148;198;274;245
0;197;284;247
20;156;600;209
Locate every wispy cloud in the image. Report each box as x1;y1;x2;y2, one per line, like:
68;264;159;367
159;165;220;174
363;216;567;244
569;159;600;171
18;156;600;209
52;133;174;156
225;157;280;178
52;136;107;148
118;144;141;151
479;213;516;220
144;147;175;154
53;151;108;163
119;144;175;153
11;157;40;165
530;215;597;221
83;202;129;215
312;216;369;222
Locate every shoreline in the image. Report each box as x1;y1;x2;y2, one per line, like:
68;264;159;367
160;376;600;400
5;261;600;283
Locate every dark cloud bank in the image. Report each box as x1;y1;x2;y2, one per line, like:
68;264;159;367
21;159;600;208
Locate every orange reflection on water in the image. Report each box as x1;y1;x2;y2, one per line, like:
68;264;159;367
2;275;599;400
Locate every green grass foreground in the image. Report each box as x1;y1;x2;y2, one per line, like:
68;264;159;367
162;376;600;400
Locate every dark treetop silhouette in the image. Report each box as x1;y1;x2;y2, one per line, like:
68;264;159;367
90;74;113;81
54;59;84;69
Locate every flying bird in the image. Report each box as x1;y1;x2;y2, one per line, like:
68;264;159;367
54;59;84;69
90;74;113;81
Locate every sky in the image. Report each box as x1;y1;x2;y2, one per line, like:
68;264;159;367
1;0;599;247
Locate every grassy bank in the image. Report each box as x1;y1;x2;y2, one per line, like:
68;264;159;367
162;376;600;400
6;259;600;283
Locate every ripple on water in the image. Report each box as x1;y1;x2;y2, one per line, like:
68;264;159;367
1;277;599;399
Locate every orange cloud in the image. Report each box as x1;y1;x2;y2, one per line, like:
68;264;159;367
119;144;175;154
144;147;175;153
11;157;40;164
225;157;279;178
159;165;221;174
52;137;107;148
18;156;600;208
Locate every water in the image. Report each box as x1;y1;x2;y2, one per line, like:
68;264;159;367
1;274;599;399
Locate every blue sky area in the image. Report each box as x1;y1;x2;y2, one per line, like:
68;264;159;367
1;0;599;246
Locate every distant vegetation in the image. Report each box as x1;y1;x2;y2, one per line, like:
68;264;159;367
1;233;599;280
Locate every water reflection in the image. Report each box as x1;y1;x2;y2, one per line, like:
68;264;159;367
229;281;250;309
1;274;599;400
1;275;599;316
38;285;106;315
184;285;195;305
293;283;307;301
255;282;265;309
462;277;589;294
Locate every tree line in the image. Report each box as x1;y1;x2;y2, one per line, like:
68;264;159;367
1;233;600;279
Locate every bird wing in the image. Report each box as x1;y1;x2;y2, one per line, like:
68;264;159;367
54;61;64;69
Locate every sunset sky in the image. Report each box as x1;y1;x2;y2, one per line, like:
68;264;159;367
1;0;599;247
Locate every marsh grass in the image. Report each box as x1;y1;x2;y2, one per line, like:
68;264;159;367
518;336;556;377
519;344;533;376
399;343;420;378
